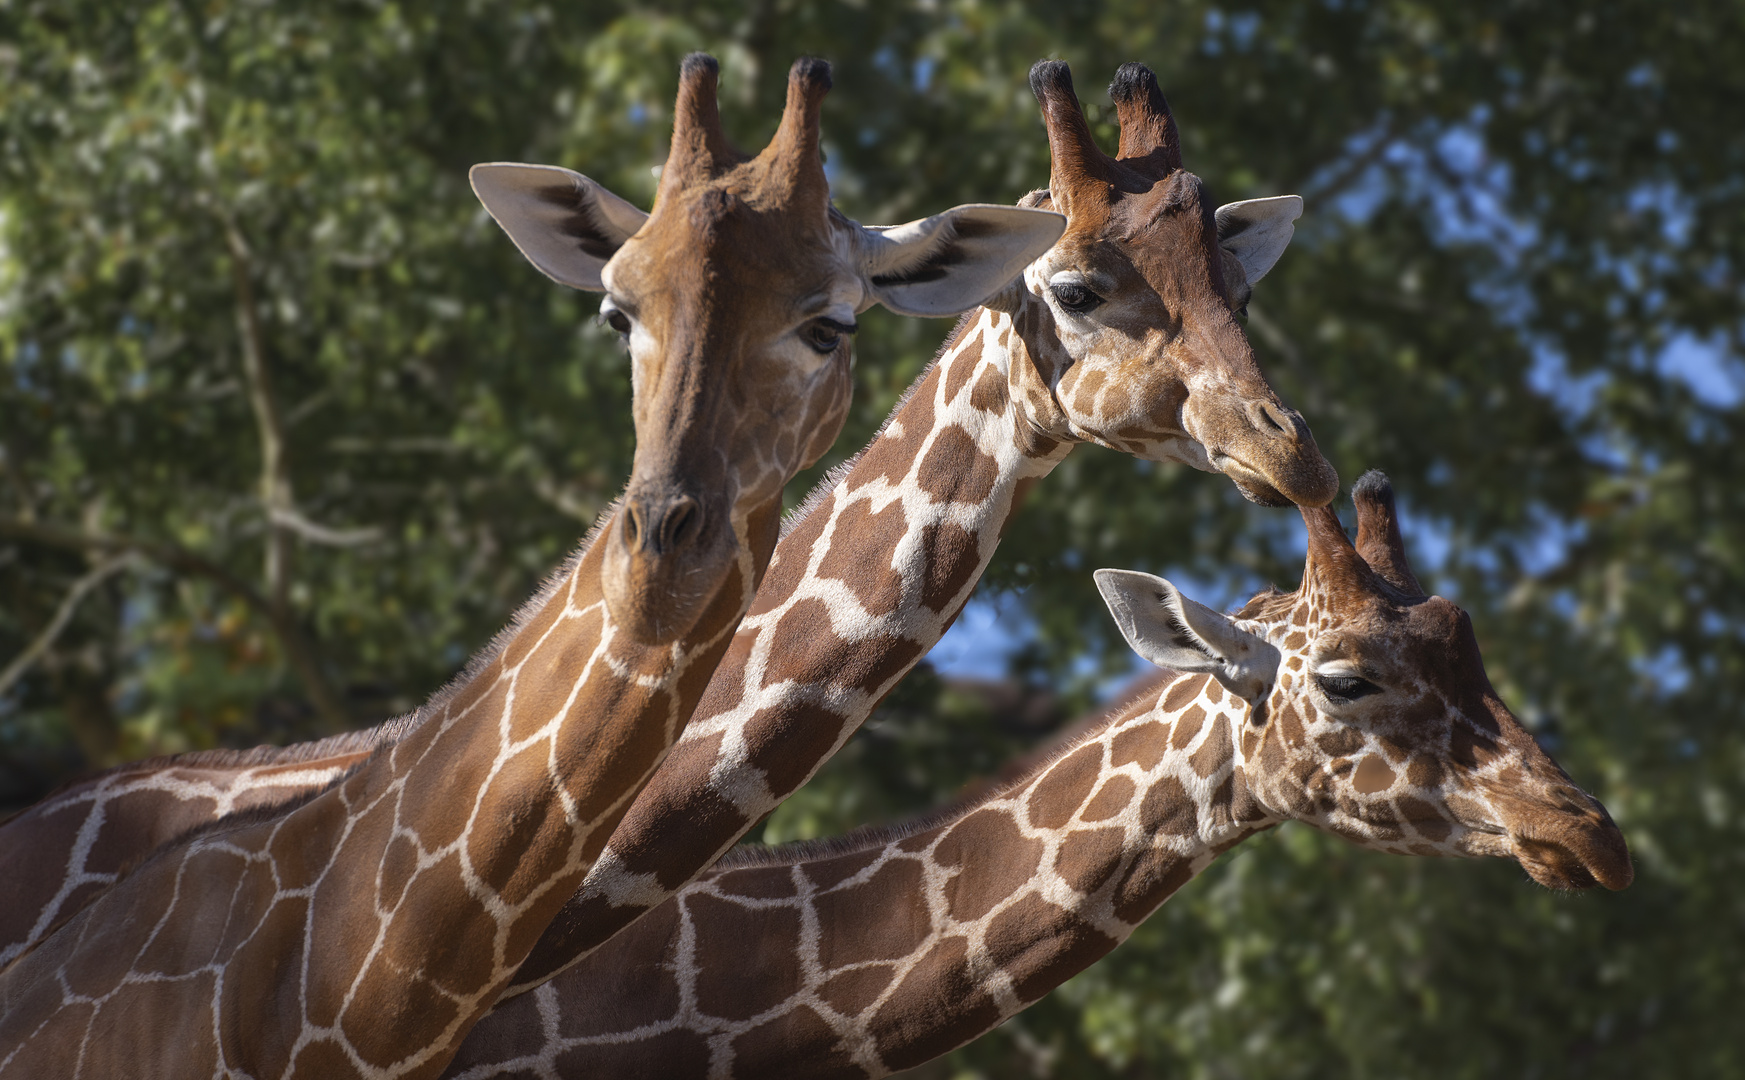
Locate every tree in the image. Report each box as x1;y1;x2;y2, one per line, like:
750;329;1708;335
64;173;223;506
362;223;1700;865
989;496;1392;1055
2;1;1741;1075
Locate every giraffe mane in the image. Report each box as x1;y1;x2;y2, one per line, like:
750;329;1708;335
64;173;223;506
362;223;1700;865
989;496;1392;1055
1233;584;1297;622
711;668;1178;873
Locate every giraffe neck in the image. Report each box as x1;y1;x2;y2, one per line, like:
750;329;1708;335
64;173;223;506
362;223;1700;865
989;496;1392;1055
440;669;1273;1079
0;495;782;1080
507;296;1080;992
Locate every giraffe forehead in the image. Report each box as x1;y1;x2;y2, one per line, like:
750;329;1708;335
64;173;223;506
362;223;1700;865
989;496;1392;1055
610;185;856;328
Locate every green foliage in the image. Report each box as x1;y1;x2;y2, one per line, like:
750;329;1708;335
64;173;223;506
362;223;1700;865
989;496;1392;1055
2;0;1741;1075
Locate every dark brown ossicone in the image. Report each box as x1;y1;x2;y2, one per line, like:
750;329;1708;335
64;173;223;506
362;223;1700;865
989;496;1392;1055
1301;502;1382;599
759;56;834;210
1029;60;1111;205
1107;61;1182;169
1351;469;1425;596
659;53;740;196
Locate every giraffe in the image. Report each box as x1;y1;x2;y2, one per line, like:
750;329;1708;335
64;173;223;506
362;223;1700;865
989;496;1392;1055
0;56;1066;1079
437;471;1633;1079
0;46;1067;972
504;57;1339;995
0;59;1336;992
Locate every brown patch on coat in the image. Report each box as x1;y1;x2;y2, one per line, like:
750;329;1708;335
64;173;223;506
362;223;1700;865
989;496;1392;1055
1081;775;1138;821
732;1005;865;1079
714;865;798;900
916;426;1000;506
940;330;983;403
984;892;1119;1002
969;362;1007;414
343;916;466;1068
1170;704;1207;751
1316;728;1364;758
919;522;984;614
742;701;852;801
868;936;1003;1072
1113;849;1194;923
820;964;897;1016
1407;755;1444;789
1190;718;1232;778
1111;720;1169;770
690;892;804;1020
553;1030;712;1078
855;367;939;489
1161;674;1208;712
935;809;1043;922
815;858;932;967
1051;826;1126;894
1026;743;1104;829
1136;775;1198;837
817;498;908;618
804;846;887;892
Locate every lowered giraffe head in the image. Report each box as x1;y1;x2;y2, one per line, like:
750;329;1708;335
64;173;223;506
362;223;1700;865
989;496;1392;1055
1096;470;1632;891
1019;60;1337;507
471;55;1065;643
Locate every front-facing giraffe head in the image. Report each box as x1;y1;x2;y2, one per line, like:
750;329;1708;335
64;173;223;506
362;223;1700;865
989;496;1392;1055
472;55;1065;643
1017;60;1338;507
1097;471;1632;890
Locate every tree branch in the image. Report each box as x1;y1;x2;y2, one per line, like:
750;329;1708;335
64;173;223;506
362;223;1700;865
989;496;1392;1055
0;518;350;730
220;212;296;611
267;506;383;547
0;554;134;701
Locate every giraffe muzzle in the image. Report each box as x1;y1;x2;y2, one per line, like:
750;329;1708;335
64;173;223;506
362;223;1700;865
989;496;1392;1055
603;489;736;645
1190;392;1338;509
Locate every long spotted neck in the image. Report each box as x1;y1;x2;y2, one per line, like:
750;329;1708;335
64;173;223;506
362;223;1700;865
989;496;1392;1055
441;668;1272;1079
505;296;1080;993
0;495;781;1080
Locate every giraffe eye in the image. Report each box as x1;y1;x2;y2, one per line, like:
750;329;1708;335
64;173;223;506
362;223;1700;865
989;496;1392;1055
1051;282;1103;314
599;299;632;338
1315;674;1382;703
804;317;857;355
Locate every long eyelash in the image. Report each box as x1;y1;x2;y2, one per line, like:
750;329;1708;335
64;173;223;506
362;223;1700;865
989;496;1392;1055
816;318;859;336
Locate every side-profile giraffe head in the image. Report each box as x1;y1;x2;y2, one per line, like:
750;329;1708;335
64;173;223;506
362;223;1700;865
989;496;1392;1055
1018;60;1338;508
1096;471;1632;890
472;55;1065;643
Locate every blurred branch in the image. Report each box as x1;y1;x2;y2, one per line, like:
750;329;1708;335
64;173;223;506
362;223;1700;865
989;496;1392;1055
0;554;134;701
268;506;383;547
219;212;296;611
0;517;350;730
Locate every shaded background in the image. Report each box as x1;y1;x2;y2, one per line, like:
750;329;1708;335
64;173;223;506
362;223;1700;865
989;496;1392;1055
3;1;1742;1075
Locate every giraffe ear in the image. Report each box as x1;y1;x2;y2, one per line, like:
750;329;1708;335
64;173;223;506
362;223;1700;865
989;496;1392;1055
1215;195;1301;288
858;204;1067;317
471;163;649;292
1094;569;1279;703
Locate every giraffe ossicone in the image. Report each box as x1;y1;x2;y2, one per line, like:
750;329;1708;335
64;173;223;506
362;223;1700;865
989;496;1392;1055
441;471;1630;1079
0;54;1066;1080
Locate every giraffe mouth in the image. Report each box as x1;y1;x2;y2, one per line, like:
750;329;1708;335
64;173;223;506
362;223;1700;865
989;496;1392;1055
1508;828;1634;892
1210;454;1291;507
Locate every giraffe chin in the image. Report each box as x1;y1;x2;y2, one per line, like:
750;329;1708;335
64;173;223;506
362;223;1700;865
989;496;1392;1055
1211;451;1338;509
1214;456;1293;508
601;517;739;646
1509;829;1635;892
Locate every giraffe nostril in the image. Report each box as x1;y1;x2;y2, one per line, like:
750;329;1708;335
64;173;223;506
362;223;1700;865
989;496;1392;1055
660;497;702;552
1246;399;1298;440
